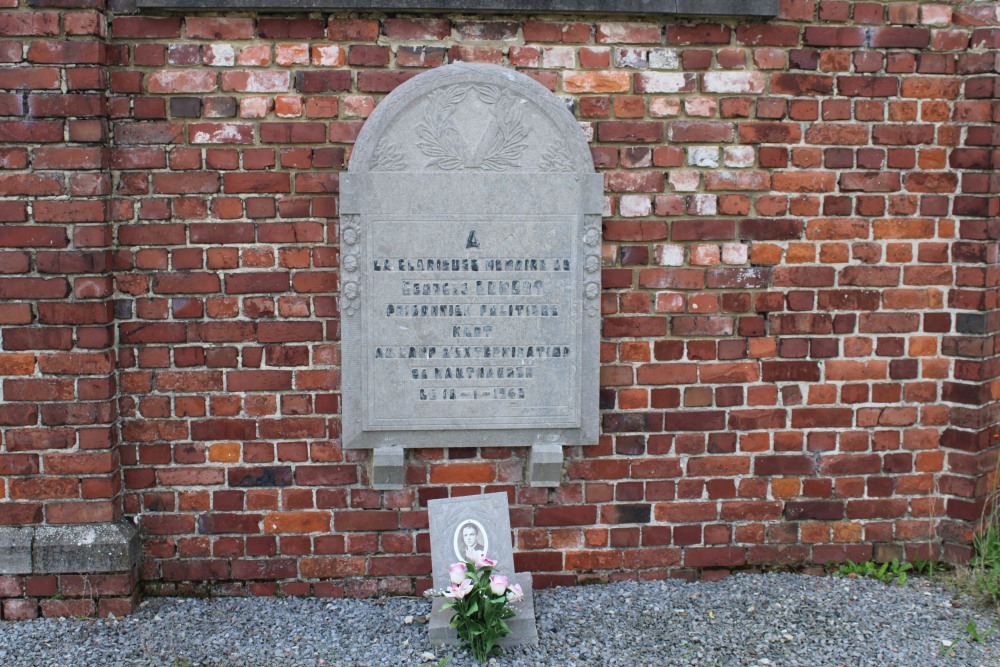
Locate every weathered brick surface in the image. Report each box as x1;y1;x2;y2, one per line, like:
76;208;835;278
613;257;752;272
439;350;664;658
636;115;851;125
0;1;997;613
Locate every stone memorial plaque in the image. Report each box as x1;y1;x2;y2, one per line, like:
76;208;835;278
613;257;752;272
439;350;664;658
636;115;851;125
427;492;537;647
341;63;602;464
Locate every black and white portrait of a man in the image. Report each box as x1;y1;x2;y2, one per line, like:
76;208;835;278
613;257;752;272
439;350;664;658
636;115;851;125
454;519;489;563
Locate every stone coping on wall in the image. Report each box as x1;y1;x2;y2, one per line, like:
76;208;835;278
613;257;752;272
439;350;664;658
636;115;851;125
0;521;141;576
122;0;779;17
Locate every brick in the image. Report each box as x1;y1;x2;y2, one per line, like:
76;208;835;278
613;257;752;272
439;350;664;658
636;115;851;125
27;41;102;64
0;12;59;36
873;125;935;145
785;501;844;520
791;408;854;429
703;72;765;93
221;71;290;93
804;27;865;47
384;18;450;40
755;456;815;476
770;73;834;95
523;21;590;43
772;172;835;193
147;70;217;94
668;122;733;143
112;17;181;38
685;547;745;568
357;71;420;93
667;24;731;45
838;76;899;97
0;67;60;90
223;173;291;194
633;72;695;94
870;27;931;48
563;71;630;93
186;17;255;40
258;18;325;39
295;71;352;93
736;25;800;46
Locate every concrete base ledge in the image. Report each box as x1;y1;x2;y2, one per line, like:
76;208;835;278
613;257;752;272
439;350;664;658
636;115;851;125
0;521;141;576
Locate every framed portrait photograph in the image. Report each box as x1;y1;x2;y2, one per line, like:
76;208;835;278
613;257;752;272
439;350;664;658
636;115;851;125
453;519;489;563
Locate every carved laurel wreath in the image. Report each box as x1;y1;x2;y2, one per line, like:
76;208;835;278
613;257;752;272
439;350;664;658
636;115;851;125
370;137;408;172
414;84;529;171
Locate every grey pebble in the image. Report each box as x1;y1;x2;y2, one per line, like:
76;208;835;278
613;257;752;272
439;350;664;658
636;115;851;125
0;573;997;666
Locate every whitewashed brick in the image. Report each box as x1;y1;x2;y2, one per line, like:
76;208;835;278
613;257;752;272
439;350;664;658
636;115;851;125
688;147;720;168
649;97;681;117
655;244;684;266
724;146;755;168
614;47;647;68
684;97;716;117
690;244;721;266
619;195;651;218
690;194;718;216
669;170;700;192
722;243;749;265
203;44;235;67
542;46;575;69
239;97;272;119
648;48;680;69
634;72;691;93
703;71;765;93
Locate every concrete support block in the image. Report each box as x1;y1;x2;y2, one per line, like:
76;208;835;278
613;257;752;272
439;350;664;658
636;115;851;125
528;443;563;487
33;521;141;575
0;527;33;575
372;446;405;490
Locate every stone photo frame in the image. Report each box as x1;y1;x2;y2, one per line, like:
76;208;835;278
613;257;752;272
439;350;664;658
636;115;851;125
428;492;537;647
428;492;514;591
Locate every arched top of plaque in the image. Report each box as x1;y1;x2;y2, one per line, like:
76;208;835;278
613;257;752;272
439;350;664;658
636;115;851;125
348;63;594;176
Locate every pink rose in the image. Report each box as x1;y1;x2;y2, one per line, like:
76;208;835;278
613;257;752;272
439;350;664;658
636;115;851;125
506;583;524;603
443;578;474;599
489;574;508;596
449;562;468;585
474;553;497;569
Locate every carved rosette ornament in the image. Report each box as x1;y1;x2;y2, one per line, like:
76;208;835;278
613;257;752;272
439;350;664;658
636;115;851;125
340;215;362;316
583;222;601;317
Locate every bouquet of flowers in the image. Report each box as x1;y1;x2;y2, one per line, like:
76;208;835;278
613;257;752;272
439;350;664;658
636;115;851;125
429;553;524;664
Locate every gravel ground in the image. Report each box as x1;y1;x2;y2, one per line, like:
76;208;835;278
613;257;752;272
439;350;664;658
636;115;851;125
1;573;998;667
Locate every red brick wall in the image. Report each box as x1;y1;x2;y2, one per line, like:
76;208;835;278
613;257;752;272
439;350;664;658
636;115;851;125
1;0;998;603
